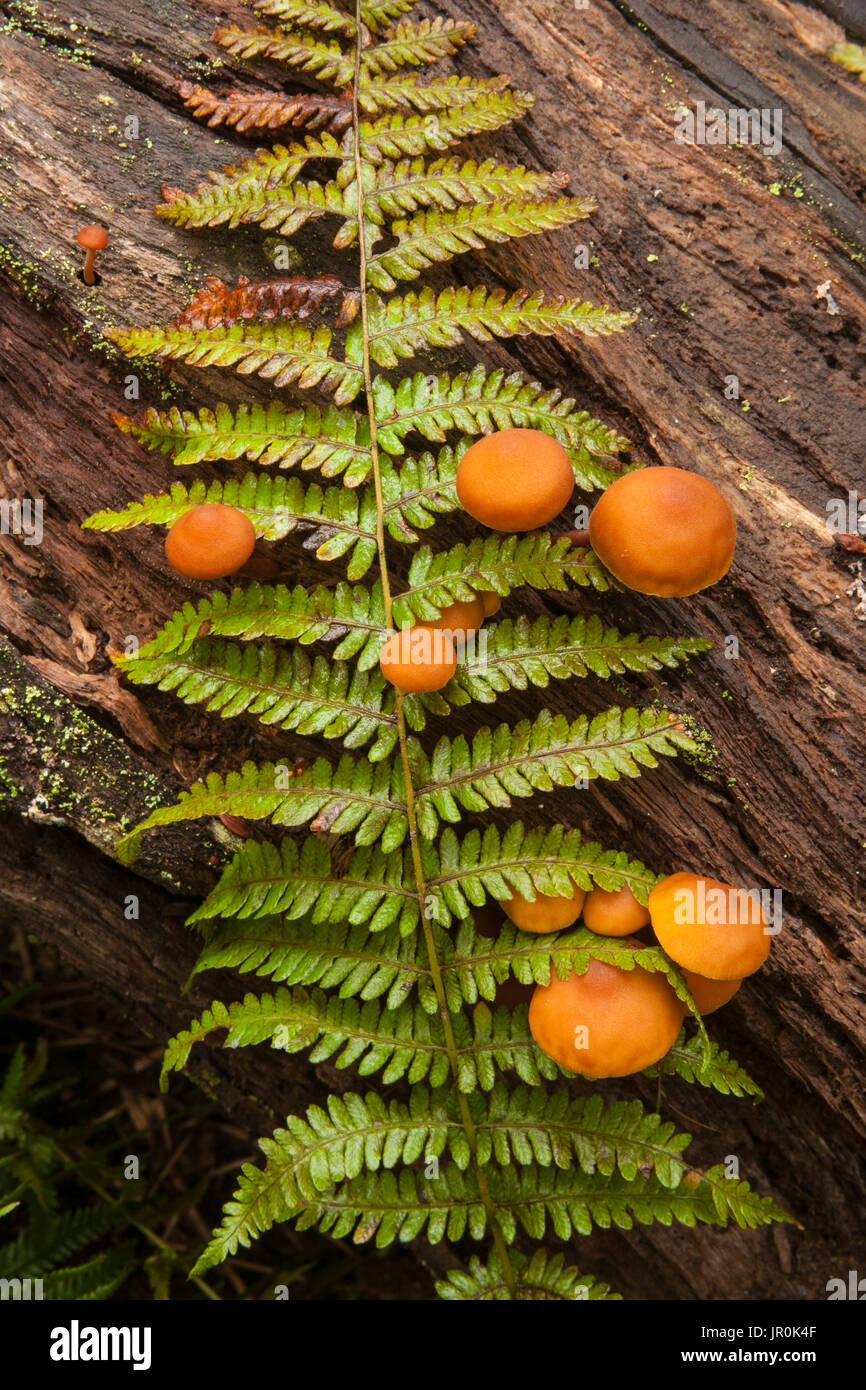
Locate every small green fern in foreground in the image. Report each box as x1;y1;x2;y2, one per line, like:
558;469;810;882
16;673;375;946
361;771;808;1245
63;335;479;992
0;1042;136;1300
86;0;791;1299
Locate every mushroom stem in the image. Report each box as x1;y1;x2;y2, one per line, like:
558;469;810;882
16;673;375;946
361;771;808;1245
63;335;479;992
82;248;97;285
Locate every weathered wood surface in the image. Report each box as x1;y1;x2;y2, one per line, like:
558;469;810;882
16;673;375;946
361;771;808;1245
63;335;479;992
1;0;865;1299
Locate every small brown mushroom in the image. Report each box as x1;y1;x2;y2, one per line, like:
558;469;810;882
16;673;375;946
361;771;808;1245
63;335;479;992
77;225;109;285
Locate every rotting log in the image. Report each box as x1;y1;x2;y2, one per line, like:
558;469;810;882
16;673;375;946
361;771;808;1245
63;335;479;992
1;0;865;1298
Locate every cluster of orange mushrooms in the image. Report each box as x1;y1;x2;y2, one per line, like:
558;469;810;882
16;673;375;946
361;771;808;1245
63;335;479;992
508;873;770;1080
156;425;768;1079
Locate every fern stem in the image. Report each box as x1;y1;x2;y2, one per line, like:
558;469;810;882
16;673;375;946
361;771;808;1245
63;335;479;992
349;45;393;625
350;0;517;1298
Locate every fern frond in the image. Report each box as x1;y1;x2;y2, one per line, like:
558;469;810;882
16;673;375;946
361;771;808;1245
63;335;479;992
353;285;634;369
366;197;594;289
41;1246;136;1301
158;152;312;222
360;18;476;75
364;157;570;224
699;1164;795;1228
0;1201;122;1279
159;141;342;222
190;915;427;1011
177;80;353;133
475;1087;690;1184
195;1160;786;1266
119;702;695;863
158;172;347;234
358;92;535;160
248;0;408;38
411;707;697;838
160;990;557;1091
106;322;362;403
379;442;461;536
829;39;866;80
42;1203;123;1269
357;73;528;114
174;1088;687;1258
252;0;356;35
436;1247;620;1300
114;639;398;754
0;1044;29;1119
85;473;384;579
111;401;371;480
113;377;626;496
174;273;347;331
126;578;386;664
189;836;418;933
83;0;784;1296
95;441;459;579
360;0;417;33
424;822;660;922
452;615;710;702
647;1033;764;1101
392;536;611;627
432;920;704;1035
371;366;630;482
187;819;660;937
116;756;408;862
213;24;355;85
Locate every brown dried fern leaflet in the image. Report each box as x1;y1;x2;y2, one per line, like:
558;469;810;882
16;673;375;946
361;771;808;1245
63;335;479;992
174;273;353;330
177;79;353;135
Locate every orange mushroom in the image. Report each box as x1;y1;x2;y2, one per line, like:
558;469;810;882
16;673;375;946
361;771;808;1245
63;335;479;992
379;627;457;693
456;429;575;531
477;590;501;618
582;884;651;937
648;871;770;980
77;225;109;285
502;884;586;934
588;466;736;596
165;504;256;579
529;938;685;1078
680;969;742;1016
419;596;485;646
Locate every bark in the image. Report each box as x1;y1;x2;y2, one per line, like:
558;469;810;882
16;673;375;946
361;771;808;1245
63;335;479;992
1;0;865;1299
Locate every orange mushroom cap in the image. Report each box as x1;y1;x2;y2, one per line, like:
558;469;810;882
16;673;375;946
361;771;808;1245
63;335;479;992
680;969;742;1016
588;466;736;596
379;627;457;693
502;885;586;934
648;871;770;980
456;429;575;532
528;938;685;1078
582;884;651;937
77;225;109;250
165;503;256;580
419;597;484;646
